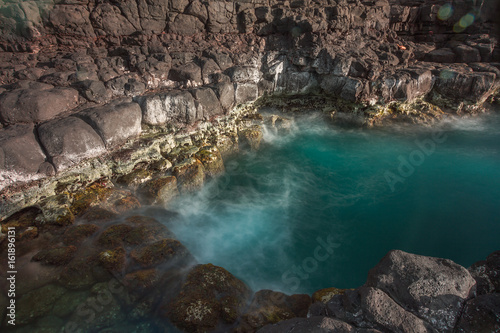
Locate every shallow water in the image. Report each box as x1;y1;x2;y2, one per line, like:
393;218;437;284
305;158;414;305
164;110;500;295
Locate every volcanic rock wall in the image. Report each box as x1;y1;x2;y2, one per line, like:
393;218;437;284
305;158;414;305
0;0;499;217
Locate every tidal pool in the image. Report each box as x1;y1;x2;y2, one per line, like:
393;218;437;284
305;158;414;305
163;110;500;295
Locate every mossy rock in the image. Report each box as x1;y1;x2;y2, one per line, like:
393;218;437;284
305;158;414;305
35;193;75;227
138;176;179;205
216;135;239;159
62;224;99;245
312;287;348;303
173;158;206;194
238;125;263;151
80;207;118;223
99;189;141;214
32;245;77;266
124;223;174;245
70;183;114;217
237;290;311;330
97;224;133;248
116;169;153;189
130;239;191;268
166;264;251;332
195;145;225;178
98;247;126;272
149;158;173;172
0;206;41;234
17;226;39;241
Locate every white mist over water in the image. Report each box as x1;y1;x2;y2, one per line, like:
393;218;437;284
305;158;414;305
161;110;500;295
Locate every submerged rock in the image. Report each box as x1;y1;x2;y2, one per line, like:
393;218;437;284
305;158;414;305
173;158;206;193
16;284;67;325
137;176;179;205
239;125;263;151
237;290;311;332
194;145;225;178
32;245;77;266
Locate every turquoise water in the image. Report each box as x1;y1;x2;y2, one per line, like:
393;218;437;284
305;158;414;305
165;111;500;295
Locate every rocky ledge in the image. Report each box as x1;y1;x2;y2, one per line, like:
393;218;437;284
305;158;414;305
1;0;500;218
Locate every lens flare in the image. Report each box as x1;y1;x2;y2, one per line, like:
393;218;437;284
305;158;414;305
438;4;454;20
453;12;475;32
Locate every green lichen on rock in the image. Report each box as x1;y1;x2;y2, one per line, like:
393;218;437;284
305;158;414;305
195;145;225;178
69;182;114;217
0;206;41;234
116;168;153;189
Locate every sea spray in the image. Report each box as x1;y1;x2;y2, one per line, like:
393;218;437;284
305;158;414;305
161;111;500;294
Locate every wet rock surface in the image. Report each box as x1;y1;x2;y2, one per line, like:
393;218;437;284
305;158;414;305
0;0;499;331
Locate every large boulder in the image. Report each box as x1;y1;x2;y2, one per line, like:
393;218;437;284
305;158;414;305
136;90;197;126
165;263;251;332
359;286;435;333
235;82;259;105
378;68;433;102
0;124;48;189
434;69;496;103
0;86;79;125
320;75;364;102
78;100;142;148
168;62;203;86
365;250;476;332
211;80;235;111
37;117;106;171
190;87;223;120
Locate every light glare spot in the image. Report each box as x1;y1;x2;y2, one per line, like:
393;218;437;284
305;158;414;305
437;4;454;20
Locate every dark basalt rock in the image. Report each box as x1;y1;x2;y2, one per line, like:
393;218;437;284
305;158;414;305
77;99;142;149
0;124;47;187
0;86;79;125
454;293;500;333
37;116;106;172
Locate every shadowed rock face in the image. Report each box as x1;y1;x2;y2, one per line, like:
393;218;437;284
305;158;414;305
0;0;498;207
